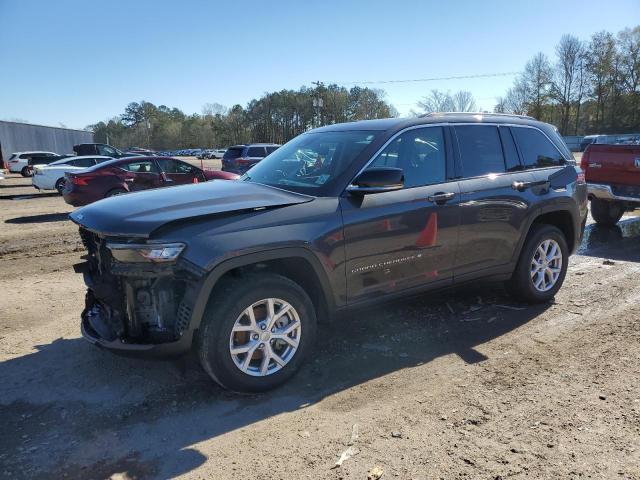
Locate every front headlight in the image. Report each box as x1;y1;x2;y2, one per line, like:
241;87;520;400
107;242;186;263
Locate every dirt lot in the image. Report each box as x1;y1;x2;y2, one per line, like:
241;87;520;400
1;170;639;479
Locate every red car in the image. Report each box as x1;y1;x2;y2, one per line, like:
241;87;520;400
62;156;238;207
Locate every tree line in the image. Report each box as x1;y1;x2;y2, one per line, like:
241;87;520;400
89;85;396;149
495;26;640;135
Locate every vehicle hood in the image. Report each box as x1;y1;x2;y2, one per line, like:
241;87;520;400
69;180;314;238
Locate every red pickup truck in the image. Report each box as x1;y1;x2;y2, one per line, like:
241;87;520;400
581;144;640;225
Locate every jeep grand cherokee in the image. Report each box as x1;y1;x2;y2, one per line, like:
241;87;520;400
70;113;588;393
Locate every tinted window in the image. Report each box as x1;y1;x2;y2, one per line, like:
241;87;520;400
73;158;96;168
511;127;565;168
499;127;522;172
157;158;195;173
247;146;266;157
122;160;158;173
370;127;446;188
98;145;118;157
223;147;243;160
455;125;505;177
266;146;279;154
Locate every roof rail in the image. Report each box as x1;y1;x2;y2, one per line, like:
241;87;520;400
419;111;536;121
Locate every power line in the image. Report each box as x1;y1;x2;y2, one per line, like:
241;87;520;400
327;71;521;86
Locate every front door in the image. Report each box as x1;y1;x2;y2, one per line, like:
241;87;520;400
157;158;201;185
122;159;163;192
341;126;460;304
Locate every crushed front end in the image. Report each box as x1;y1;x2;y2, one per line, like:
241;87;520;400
75;227;205;355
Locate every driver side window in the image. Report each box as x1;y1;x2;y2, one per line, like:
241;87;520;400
369;127;446;188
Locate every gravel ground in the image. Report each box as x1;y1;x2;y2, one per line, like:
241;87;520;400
1;171;639;480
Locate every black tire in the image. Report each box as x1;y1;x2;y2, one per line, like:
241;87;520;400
55;177;66;195
506;224;569;303
196;273;317;393
20;166;31;177
591;198;624;226
105;188;127;198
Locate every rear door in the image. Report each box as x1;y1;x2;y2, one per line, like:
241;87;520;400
453;124;536;277
341;125;460;303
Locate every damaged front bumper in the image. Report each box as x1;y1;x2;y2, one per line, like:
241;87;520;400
75;228;206;357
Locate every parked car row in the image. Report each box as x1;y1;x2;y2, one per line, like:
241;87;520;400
61;156;238;206
579;134;640;151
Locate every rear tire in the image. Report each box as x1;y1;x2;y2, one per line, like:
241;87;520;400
591;198;624;226
506;224;568;303
196;273;317;393
20;166;31;177
55;178;66;195
105;188;127;198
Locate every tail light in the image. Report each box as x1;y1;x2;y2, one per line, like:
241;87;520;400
580;148;590;171
69;174;96;186
236;158;252;166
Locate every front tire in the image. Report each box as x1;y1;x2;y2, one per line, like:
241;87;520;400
196;273;317;393
506;224;568;303
591;198;624;226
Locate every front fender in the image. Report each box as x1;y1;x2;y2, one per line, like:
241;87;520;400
187;247;336;332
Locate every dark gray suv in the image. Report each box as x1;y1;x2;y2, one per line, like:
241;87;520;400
221;143;280;174
70;113;588;393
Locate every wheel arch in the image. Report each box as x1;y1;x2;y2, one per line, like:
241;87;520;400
513;206;578;262
189;248;336;333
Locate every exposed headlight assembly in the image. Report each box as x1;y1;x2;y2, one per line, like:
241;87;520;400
107;242;186;263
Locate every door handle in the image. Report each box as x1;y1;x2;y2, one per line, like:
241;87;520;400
511;180;549;192
427;192;456;204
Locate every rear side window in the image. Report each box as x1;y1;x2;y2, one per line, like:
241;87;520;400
122;160;158;173
499;127;522;172
223;148;243;160
97;145;119;157
511;127;565;168
455;125;505;177
266;146;279;154
247;146;266;157
73;158;96;168
19;154;29;159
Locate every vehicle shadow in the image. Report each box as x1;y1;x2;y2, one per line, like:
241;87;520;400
577;217;640;263
0;284;548;479
0;192;60;200
5;213;70;224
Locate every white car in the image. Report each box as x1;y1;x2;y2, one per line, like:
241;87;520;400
7;151;58;176
32;156;112;194
210;148;227;159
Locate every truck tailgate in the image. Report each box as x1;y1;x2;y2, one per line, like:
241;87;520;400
583;144;640;186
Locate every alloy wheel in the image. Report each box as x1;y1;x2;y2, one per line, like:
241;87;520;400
229;298;301;377
530;239;563;292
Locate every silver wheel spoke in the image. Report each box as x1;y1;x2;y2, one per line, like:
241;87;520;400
240;343;260;371
230;341;258;355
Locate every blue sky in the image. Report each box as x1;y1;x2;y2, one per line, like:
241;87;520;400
1;0;639;129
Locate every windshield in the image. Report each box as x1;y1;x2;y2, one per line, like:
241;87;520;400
241;130;377;194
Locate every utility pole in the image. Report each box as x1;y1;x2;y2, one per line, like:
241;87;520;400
311;81;324;128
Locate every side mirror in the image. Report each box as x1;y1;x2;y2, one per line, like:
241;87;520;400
347;167;404;195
